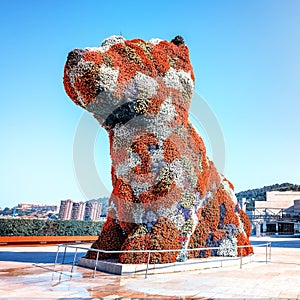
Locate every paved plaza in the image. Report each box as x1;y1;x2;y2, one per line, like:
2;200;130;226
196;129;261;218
0;237;299;299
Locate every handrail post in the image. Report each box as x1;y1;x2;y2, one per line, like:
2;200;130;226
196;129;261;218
240;253;243;269
269;242;272;261
61;246;67;265
93;251;100;278
265;242;268;264
145;251;151;279
54;245;60;271
70;248;78;277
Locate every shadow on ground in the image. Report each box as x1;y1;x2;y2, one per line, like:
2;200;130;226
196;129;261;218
251;238;300;248
0;251;86;264
1;238;299;264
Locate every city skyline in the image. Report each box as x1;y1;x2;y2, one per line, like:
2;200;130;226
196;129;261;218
1;1;300;208
58;199;102;221
0;197;107;210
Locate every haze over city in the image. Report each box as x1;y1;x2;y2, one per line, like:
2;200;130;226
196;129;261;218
1;0;300;208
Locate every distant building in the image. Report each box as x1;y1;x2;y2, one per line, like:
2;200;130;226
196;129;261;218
58;199;74;220
17;203;58;212
59;200;102;221
252;191;300;236
84;202;102;221
255;191;300;215
71;202;86;220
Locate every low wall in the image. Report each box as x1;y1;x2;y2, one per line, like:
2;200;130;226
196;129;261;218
0;236;97;246
78;254;255;275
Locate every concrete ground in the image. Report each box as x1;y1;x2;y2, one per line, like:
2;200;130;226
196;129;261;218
0;237;299;299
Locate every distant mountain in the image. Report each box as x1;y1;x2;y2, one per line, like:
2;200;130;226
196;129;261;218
235;183;300;202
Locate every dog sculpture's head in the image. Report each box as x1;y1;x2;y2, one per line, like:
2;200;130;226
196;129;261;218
63;35;195;130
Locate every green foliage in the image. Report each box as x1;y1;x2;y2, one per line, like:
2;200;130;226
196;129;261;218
0;219;103;236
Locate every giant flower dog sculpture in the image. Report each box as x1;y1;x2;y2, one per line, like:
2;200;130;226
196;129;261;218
63;35;253;263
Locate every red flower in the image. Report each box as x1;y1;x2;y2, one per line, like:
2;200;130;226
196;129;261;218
83;51;103;65
163;138;180;163
237;233;254;256
85;212;125;260
239;209;252;237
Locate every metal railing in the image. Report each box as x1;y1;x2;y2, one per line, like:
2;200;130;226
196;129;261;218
53;242;271;279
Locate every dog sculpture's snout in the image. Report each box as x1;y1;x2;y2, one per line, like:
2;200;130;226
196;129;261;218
64;48;91;107
66;48;85;69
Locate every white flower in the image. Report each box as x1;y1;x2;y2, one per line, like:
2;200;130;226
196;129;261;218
191;210;199;232
221;177;238;204
128;152;142;167
169;158;185;188
98;65;119;94
163;68;184;91
177;69;194;96
158;96;177;121
85;36;125;53
143;97;177;140
217;237;238;257
126;97;177;140
180;156;198;189
112;123;136;149
115;152;141;177
157;203;185;230
131;181;151;198
148;38;163;45
132;204;145;224
149;145;166;174
237;213;245;234
169;212;186;231
133;72;158;98
124;80;139;101
147;122;172;141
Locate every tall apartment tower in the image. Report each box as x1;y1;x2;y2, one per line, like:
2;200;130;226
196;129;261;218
71;202;86;220
84;202;102;221
58;199;74;220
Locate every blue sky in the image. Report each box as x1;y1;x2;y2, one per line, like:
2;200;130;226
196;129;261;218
1;0;300;208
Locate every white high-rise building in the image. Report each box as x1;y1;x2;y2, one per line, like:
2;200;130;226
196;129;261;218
84;202;102;221
58;199;74;220
71;202;86;220
59;199;102;221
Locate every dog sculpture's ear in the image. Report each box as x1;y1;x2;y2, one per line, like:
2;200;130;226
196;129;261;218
171;35;185;46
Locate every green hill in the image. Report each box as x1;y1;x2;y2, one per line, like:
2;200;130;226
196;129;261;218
235;183;300;211
236;183;300;201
